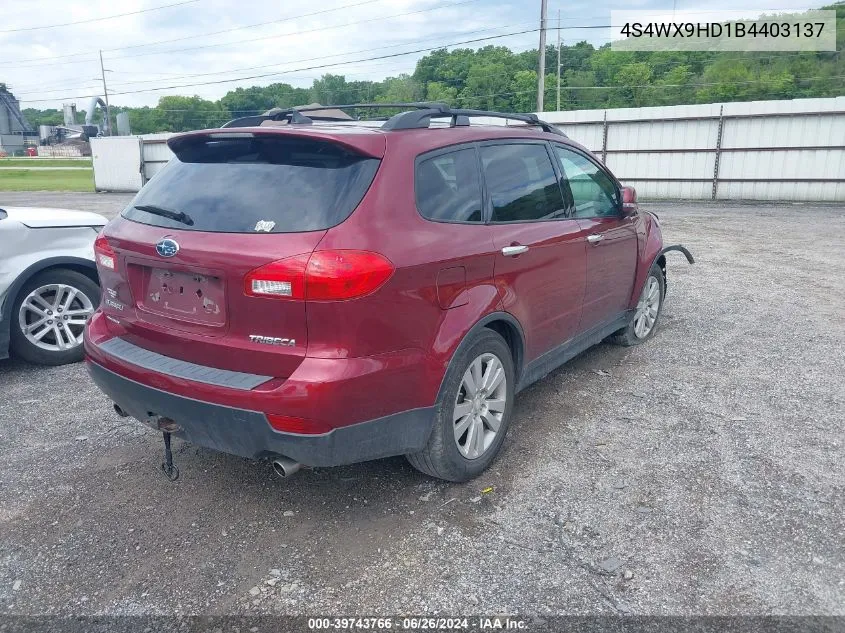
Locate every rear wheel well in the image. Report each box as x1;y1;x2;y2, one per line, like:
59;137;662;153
484;320;523;382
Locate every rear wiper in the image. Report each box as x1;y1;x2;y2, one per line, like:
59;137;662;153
133;204;194;226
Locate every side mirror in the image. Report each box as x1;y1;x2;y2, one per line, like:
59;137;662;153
621;186;638;217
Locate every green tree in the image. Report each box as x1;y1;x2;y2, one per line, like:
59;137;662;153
459;62;512;111
425;82;458;105
651;65;693;105
510;70;537;112
16;6;845;132
310;74;358;105
150;95;229;132
542;73;558;112
219;83;309;116
613;62;653;107
376;74;420;103
695;58;755;102
562;70;602;110
590;49;635;85
21;108;63;127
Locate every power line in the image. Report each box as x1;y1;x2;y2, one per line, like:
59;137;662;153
100;23;538;88
1;0;486;70
0;0;200;33
63;68;845;115
108;0;487;62
9;19;601;93
13;43;836;96
18;28;545;103
27;70;843;116
9;22;537;96
17;22;844;105
0;0;384;65
459;73;845;106
15;42;840;101
1;7;612;67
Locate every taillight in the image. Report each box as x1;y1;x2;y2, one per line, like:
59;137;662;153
306;250;394;300
244;254;309;299
244;250;394;301
94;234;116;271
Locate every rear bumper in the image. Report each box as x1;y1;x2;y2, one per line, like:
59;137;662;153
83;309;439;467
87;360;435;466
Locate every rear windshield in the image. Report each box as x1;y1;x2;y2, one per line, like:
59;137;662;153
121;136;380;233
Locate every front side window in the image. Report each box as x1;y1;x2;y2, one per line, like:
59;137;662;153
415;147;483;223
481;144;567;222
554;146;619;219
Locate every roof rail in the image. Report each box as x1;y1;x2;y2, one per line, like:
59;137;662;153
381;107;565;136
222;108;316;128
221;102;565;136
222;102;447;128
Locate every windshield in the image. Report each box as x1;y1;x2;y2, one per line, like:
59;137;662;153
121;136;380;233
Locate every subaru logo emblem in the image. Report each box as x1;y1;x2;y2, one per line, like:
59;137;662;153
155;238;179;258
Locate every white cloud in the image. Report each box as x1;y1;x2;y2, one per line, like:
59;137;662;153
1;0;540;109
1;0;819;110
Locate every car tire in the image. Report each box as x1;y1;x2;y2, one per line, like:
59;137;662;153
609;264;665;347
9;269;100;366
407;328;515;482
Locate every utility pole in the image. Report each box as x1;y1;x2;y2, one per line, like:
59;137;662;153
556;9;561;111
99;49;111;136
537;0;548;112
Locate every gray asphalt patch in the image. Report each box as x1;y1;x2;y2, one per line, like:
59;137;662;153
0;194;842;616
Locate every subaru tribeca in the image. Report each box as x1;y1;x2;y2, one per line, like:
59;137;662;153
85;104;692;482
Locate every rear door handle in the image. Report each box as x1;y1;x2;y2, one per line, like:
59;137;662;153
587;234;603;245
502;245;529;257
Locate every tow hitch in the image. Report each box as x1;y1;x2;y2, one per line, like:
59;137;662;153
161;432;179;481
151;416;182;482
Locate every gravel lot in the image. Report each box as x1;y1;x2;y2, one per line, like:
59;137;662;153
1;193;843;618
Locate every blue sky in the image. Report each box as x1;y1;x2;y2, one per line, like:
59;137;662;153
0;0;821;110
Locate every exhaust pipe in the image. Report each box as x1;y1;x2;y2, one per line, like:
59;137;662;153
272;456;301;478
113;403;129;418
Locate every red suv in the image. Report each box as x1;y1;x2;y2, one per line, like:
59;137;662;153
85;104;692;482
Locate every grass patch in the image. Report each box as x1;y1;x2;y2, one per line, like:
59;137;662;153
0;169;94;192
0;158;93;168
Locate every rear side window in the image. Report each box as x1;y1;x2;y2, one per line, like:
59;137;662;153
415;148;483;223
121;136;380;233
481;144;567;222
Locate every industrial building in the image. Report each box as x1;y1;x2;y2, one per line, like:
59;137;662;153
0;85;35;156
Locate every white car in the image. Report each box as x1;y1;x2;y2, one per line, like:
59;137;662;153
0;206;107;365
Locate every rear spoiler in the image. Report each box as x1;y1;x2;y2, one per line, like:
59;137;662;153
167;128;386;159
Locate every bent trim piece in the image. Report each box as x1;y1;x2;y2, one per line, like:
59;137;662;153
658;244;695;265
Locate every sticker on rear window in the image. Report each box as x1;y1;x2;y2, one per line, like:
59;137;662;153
254;220;276;232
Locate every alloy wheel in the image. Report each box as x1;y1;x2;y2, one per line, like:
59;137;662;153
633;275;660;339
453;352;508;460
18;283;95;352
